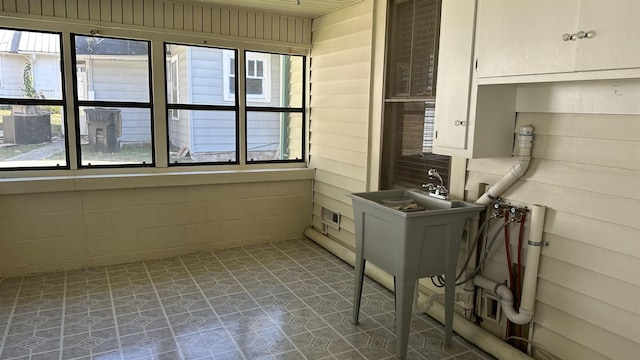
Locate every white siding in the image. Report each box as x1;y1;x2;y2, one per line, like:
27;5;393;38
465;81;640;360
0;0;311;46
308;0;375;249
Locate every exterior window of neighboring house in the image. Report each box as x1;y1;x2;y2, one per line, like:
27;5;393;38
166;43;239;164
168;55;179;121
73;34;154;167
0;28;67;169
223;51;271;103
380;0;450;189
245;51;305;163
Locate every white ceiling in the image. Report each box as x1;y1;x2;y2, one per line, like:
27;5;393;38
190;0;362;18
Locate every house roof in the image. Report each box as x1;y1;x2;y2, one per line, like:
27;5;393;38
0;30;147;56
0;29;60;54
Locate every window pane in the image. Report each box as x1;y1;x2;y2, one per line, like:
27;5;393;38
165;44;236;106
0;104;66;168
245;52;304;108
168;110;236;164
75;36;150;102
0;29;63;100
246;79;263;95
246;111;302;162
80;106;152;166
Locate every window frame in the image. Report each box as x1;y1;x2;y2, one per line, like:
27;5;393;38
71;33;155;169
224;51;271;103
164;43;240;166
0;27;69;171
244;50;306;164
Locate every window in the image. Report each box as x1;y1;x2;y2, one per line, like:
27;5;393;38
224;51;271;103
166;43;239;164
0;26;306;173
0;28;67;169
245;51;305;163
73;35;154;167
380;0;450;189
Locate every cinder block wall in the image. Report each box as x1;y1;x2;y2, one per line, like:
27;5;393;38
0;180;312;278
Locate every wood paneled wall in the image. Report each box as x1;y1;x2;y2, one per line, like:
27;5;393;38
0;0;311;45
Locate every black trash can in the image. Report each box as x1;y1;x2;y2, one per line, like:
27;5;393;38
85;108;122;152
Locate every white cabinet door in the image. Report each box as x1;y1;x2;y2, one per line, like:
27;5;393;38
475;0;580;78
576;0;640;71
433;0;476;151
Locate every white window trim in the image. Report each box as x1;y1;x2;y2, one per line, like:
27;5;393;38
223;51;271;103
169;55;179;121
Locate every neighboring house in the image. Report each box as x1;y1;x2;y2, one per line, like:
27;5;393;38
1;30;294;158
166;43;287;161
0;29;61;100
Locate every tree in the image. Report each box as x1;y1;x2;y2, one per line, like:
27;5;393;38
22;62;37;99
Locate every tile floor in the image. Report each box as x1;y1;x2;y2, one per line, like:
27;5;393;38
0;238;495;360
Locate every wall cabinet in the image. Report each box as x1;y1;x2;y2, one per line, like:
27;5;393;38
434;0;640;159
433;0;515;158
475;0;640;78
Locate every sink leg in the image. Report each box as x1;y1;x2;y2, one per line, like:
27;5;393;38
444;244;457;346
353;255;366;326
395;275;414;359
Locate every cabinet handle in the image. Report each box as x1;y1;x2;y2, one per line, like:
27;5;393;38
562;31;595;41
576;30;595;39
454;120;466;126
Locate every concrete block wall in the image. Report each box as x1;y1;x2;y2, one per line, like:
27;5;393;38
0;180;312;278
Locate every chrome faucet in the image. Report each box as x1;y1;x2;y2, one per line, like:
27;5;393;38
421;168;449;199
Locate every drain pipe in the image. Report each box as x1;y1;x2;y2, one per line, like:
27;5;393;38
459;124;534;318
473;205;545;324
476;125;534;206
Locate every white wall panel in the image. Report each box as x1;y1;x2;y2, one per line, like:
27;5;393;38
467;81;640;359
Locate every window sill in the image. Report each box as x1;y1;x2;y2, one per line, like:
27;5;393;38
0;167;314;195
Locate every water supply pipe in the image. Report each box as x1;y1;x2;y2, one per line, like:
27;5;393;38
473;204;546;325
475;125;534;206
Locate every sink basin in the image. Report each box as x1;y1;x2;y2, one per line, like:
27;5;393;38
349;189;483;359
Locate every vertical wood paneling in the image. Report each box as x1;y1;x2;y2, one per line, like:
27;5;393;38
143;0;154;27
100;0;112;23
153;1;164;30
173;3;184;31
29;0;42;15
246;12;256;39
88;0;99;21
53;0;66;17
182;3;193;32
229;9;239;37
16;0;28;13
65;0;77;19
220;8;230;36
77;0;89;20
111;0;122;24
202;7;212;34
211;8;221;35
272;15;281;41
41;0;54;16
132;0;144;26
255;13;264;39
193;5;203;33
121;0;133;25
263;15;272;40
163;2;174;31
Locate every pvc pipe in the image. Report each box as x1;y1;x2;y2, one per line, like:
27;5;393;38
475;125;533;206
304;227;534;360
472;205;545;325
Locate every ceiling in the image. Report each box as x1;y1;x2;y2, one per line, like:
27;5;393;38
190;0;363;18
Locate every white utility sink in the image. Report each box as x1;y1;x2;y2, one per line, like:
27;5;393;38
349;189;483;359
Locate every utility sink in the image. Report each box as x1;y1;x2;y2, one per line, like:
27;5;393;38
349;189;483;359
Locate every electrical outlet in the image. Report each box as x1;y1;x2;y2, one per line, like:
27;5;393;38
321;207;340;230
